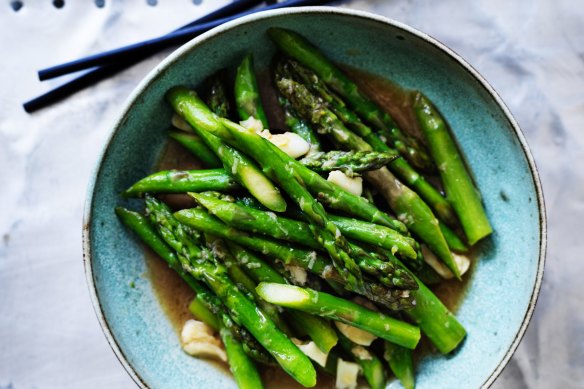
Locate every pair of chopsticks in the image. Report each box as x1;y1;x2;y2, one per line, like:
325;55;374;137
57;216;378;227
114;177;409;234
23;0;336;113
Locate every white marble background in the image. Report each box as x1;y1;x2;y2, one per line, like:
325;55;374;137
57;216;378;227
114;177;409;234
0;0;582;388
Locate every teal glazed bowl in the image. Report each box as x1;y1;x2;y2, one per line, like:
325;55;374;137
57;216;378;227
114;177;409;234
83;7;546;389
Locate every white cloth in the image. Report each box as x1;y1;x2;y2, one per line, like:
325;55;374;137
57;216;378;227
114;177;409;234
0;1;582;387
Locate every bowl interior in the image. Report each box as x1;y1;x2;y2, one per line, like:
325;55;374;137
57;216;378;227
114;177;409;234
85;8;544;389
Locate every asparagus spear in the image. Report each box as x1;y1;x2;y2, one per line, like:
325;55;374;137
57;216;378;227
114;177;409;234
145;197;316;387
256;283;421;349
188;298;220;331
171;96;366;292
384;342;415;389
439;222;469;253
207;237;293;335
235;54;269;128
220;326;265;389
413;92;492;245
337;334;386;389
167;87;287;213
227;242;339;354
168;131;222;168
268;27;433;171
191;193;416;291
115;207;271;365
174;208;416;310
279;96;321;150
299;150;398;176
124;169;239;197
279;60;457;226
274;77;459;278
205;69;233;119
191;192;417;261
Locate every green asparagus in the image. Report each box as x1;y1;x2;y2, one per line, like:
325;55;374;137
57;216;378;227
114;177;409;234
278;60;457;226
227;242;339;354
274;77;459;278
413;92;492;245
220;326;264;389
115;207;271;365
279;96;321;150
235;54;269;128
167;91;366;293
268;28;433;171
384;342;415;389
191;192;416;260
167;87;287;213
124;169;238;197
145;197;316;387
256;283;421;349
299;150;398;176
337;333;386;389
205;69;233;119
174;208;416;310
169;131;222;168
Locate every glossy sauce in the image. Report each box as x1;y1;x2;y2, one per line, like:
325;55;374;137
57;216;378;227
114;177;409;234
145;69;474;387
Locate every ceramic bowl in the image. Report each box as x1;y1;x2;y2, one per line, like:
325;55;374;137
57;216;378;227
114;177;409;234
83;7;546;389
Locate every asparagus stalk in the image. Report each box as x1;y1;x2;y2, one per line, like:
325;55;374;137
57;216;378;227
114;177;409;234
235;54;269;128
205;69;233;119
124;169;238;197
168;131;222;168
227;242;339;354
279;60;457;226
439;222;469;253
337;334;386;389
413;92;492;245
299;150;398;176
145;197;316;387
220;326;265;389
207;237;293;335
167;87;286;213
179;99;365;292
279;96;321;150
256;283;421;349
115;207;271;365
188;298;221;331
274;77;459;278
191;194;416;290
268;27;433;171
191;192;416;260
174;208;416;310
384;342;415;389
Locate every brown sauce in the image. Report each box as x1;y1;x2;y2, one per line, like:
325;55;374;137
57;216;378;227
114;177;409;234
144;68;474;387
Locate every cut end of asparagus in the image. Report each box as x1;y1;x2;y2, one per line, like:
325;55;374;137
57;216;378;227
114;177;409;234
239;165;287;213
256;283;311;307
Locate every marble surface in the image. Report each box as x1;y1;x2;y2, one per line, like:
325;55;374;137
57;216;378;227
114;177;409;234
0;1;581;388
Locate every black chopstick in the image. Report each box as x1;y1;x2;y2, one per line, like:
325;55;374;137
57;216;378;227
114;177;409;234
24;0;334;113
37;0;264;82
38;0;331;81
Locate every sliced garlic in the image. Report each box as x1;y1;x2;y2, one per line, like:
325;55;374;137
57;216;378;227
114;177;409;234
421;245;470;279
351;345;373;360
292;338;329;367
336;358;361;389
264;132;311;158
172;114;192;132
239;116;264;133
285;265;308;286
181;319;226;362
335;321;377;346
183;342;227;362
327;171;363;196
453;253;471;275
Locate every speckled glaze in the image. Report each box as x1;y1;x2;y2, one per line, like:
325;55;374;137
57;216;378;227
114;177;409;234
83;7;545;389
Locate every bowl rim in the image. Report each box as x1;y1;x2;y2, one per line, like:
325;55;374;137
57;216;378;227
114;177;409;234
82;6;547;389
